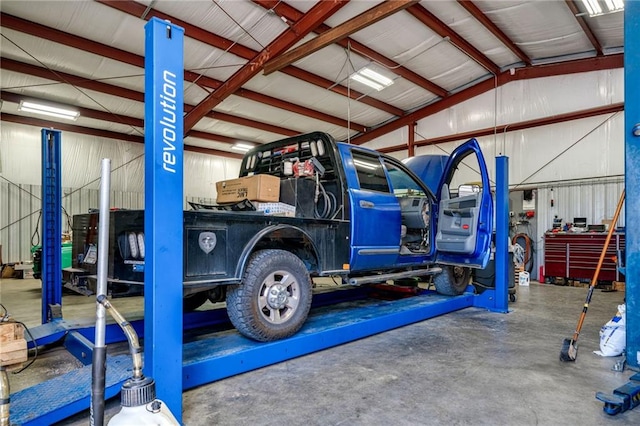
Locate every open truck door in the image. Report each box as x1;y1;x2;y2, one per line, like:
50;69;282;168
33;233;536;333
435;138;493;268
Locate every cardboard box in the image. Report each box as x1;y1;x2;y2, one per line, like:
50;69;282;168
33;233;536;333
254;202;296;217
216;175;280;204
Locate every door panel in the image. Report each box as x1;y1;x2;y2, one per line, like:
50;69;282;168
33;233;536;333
436;139;493;268
346;150;401;272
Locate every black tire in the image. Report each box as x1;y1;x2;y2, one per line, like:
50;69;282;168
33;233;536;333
510;293;517;303
226;249;312;342
183;291;208;312
434;265;471;295
207;286;226;304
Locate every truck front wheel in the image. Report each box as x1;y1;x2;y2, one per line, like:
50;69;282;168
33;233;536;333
434;265;471;295
226;249;312;342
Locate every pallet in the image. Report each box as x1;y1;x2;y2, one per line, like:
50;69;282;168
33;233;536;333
0;322;28;367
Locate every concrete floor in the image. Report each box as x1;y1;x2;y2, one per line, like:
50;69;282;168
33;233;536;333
2;277;639;425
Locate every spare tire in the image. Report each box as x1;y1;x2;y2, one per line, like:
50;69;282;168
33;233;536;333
434;265;471;295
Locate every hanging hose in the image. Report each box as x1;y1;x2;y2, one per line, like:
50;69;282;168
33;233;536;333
313;175;336;219
96;296;143;380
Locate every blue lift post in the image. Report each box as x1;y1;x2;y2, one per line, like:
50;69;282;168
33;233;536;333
41;128;63;324
475;155;510;312
624;0;640;371
144;17;185;421
494;155;510;312
595;3;640;414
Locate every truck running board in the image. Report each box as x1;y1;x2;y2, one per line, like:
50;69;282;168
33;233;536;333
348;267;443;286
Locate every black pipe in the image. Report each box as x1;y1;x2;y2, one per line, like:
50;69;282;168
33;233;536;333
90;346;106;426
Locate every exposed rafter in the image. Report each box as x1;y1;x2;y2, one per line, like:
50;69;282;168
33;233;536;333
457;0;532;66
96;1;398;119
377;103;624;154
0;12;364;133
253;0;447;98
351;54;623;145
262;0;419;75
564;0;604;56
406;3;500;75
0;58;302;137
1;113;243;159
183;1;349;133
0;90;261;147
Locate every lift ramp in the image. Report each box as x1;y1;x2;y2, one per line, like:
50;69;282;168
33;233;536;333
10;290;475;425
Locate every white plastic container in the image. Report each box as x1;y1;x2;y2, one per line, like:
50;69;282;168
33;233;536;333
108;399;179;425
518;271;530;286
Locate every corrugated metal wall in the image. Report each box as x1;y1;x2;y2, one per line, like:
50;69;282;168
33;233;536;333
0;180;225;263
0;182;145;263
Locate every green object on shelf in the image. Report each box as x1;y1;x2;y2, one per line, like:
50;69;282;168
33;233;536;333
31;241;73;274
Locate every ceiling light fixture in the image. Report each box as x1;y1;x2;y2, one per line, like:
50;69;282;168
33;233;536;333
19;100;80;121
350;67;394;92
580;0;623;17
231;143;255;152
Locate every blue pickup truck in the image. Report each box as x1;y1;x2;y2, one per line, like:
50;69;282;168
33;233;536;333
72;131;493;341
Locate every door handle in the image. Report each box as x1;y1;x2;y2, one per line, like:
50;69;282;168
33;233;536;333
359;200;375;208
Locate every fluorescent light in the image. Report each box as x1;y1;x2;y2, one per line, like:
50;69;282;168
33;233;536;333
359;68;394;87
19;100;79;121
231;143;254;152
581;0;623;16
350;73;385;91
350;67;395;92
611;0;624;10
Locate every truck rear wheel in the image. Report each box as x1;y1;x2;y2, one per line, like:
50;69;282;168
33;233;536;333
226;249;312;342
434;265;471;295
183;291;208;312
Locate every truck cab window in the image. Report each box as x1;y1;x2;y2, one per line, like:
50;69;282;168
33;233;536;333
352;152;389;193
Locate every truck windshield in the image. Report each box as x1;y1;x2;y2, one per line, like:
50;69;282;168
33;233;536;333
385;162;427;197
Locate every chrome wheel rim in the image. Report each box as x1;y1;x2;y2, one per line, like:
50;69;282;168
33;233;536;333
258;270;300;324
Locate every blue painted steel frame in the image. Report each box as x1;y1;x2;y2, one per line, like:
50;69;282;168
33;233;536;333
625;2;640;370
493;156;509;312
41;129;62;324
182;292;474;388
472;156;509;312
144;17;185;419
11;291;474;425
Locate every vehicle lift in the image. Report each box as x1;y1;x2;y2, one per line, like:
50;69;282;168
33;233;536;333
594;2;640;416
9;18;513;425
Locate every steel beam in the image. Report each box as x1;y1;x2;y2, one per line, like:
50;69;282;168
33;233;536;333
40;129;62;324
263;0;418;75
2;113;242;159
564;1;603;56
144;18;185;420
624;0;640;370
352;54;623;145
457;1;532;66
183;1;347;132
377;103;624;154
407;3;500;75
